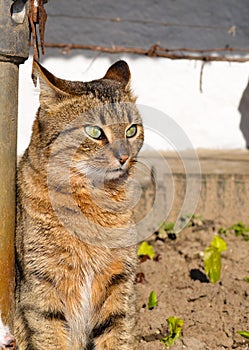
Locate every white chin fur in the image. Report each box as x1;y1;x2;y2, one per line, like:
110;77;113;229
74;163;128;181
105;169;127;181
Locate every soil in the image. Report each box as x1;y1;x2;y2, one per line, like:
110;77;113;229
134;218;249;350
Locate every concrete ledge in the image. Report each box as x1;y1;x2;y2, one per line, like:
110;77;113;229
135;150;249;229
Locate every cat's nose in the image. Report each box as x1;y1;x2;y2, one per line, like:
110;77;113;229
119;154;129;165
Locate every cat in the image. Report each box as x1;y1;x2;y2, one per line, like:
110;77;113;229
14;60;144;349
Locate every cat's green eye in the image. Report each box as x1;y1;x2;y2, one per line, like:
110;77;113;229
126;125;137;138
85;125;103;139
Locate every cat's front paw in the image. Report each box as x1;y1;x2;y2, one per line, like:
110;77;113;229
0;321;16;350
0;333;16;349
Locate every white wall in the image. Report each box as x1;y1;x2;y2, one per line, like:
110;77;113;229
18;54;249;155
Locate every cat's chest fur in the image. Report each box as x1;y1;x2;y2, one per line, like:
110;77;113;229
58;242;134;347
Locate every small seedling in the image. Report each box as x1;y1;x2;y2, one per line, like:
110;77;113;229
186;213;204;227
159;222;175;232
160;316;184;348
237;330;249;339
204;235;227;283
157;222;175;240
218;221;249;241
137;241;155;260
230;222;249;241
218;226;229;236
148;290;158;310
243;276;249;283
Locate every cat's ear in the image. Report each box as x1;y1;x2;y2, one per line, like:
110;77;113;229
103;60;131;88
33;60;71;106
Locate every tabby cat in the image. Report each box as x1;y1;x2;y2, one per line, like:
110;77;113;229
15;60;144;349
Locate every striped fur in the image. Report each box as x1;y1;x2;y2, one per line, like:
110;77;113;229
14;61;143;349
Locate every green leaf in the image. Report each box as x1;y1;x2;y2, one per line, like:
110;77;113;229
244;276;249;283
237;330;249;339
161;222;175;231
230;222;249;240
204;236;227;283
210;235;227;252
161;316;184;348
137;241;155;259
231;221;249;234
158;222;175;239
204;246;221;283
148;290;158;310
218;227;229;236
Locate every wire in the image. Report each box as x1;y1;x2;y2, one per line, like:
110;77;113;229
40;42;249;62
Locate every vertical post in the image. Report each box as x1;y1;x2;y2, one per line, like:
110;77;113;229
0;62;18;329
0;0;29;328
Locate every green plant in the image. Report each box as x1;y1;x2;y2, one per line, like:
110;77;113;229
137;241;155;259
160;316;184;348
204;235;227;283
160;222;175;232
237;330;249;339
218;226;229;236
158;221;175;239
244;276;249;283
230;222;249;241
186;213;204;226
218;221;249;241
148;290;158;310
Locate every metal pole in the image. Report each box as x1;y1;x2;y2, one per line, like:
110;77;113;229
0;0;29;328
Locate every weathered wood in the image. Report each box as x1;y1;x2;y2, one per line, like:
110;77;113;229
0;62;18;328
0;0;30;64
0;0;30;329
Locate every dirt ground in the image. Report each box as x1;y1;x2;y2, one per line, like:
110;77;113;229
134;218;249;350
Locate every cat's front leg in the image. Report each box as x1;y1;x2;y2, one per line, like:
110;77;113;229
93;314;135;350
14;278;70;350
0;324;16;349
92;279;135;350
14;305;69;350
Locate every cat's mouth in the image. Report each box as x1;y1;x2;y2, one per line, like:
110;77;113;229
109;167;124;173
105;166;128;180
73;159;131;182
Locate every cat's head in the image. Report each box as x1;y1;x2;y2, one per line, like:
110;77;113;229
34;60;144;182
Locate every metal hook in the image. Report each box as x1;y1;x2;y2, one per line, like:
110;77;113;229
11;0;27;24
